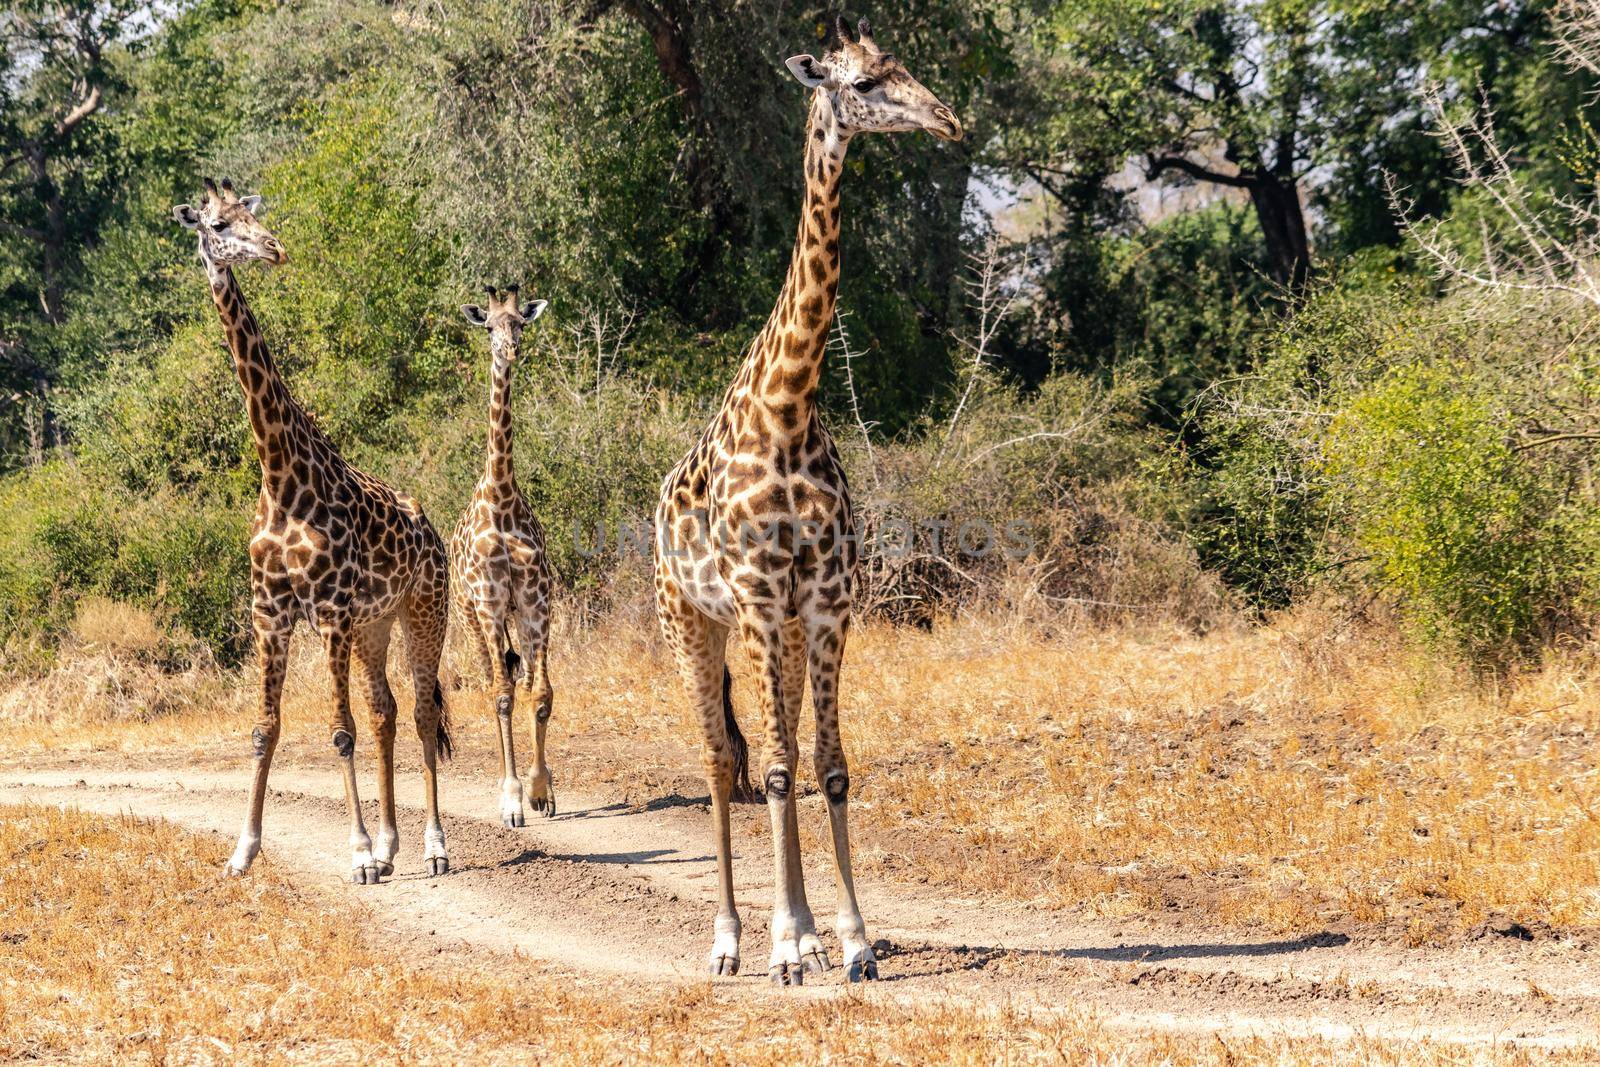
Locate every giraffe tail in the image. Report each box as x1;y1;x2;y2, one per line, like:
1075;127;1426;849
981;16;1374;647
723;665;755;802
434;681;454;761
501;623;523;682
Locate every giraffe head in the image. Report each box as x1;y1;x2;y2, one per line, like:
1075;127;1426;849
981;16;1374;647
461;285;548;364
785;15;963;143
172;178;288;269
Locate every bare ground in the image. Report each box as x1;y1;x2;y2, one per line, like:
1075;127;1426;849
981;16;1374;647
3;751;1597;1052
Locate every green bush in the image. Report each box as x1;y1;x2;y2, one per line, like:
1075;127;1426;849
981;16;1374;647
1324;362;1580;662
0;464;250;668
1192;272;1600;664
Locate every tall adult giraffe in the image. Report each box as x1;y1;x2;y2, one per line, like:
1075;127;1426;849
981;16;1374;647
173;178;454;884
450;284;557;828
653;18;962;985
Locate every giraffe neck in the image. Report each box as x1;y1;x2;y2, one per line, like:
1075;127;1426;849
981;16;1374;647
482;345;517;500
731;89;848;436
206;261;318;491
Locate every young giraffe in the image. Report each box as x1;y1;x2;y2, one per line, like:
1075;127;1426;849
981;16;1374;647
173;178;454;883
653;18;962;985
450;284;557;828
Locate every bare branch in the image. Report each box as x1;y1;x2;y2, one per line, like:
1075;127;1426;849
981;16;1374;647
1145;152;1257;189
1389;79;1600;308
827;304;879;486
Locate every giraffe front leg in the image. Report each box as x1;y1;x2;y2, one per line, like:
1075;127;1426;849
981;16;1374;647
225;615;288;877
736;600;807;987
476;607;525;828
354;619;400;877
807;610;876;981
323;619;380;884
517;602;555;818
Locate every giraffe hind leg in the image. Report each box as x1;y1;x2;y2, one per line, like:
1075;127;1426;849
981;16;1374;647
806;611;876;981
659;590;741;976
403;584;452;876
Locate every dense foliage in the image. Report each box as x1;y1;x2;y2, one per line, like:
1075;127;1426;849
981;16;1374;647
4;0;1600;669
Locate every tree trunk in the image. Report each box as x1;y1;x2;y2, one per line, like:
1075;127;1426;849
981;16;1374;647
614;0;740;313
1247;173;1311;291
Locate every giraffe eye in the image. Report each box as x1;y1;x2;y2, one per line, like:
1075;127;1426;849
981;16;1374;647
209;220;227;233
853;79;877;93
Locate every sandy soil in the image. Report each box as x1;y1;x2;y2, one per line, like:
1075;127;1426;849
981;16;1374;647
3;750;1597;1052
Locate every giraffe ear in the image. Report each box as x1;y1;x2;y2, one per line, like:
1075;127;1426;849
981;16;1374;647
518;299;547;323
785;54;832;89
461;304;489;328
240;195;266;217
173;203;201;230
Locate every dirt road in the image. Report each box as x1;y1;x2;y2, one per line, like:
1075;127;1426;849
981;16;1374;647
2;759;1596;1050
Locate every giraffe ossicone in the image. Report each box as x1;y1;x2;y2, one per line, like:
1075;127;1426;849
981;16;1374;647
174;176;454;885
450;283;559;828
651;15;961;986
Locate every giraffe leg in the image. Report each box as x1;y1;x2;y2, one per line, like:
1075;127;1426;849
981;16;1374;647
660;591;740;976
475;604;524;828
735;600;806;987
780;615;827;974
516;595;555;818
224;614;289;877
455;593;493;690
806;610;876;981
404;585;452;876
322;617;380;885
353;618;400;877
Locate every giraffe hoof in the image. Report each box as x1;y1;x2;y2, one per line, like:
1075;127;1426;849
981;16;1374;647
221;862;248;879
800;948;830;974
708;954;740;977
768;962;804;986
502;812;525;829
846;958;879;983
373;860;394;878
427;856;450;877
530;794;555;818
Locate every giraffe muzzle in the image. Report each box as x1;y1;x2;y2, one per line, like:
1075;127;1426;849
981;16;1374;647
930;107;963;143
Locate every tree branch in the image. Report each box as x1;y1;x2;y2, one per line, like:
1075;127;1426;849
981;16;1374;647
53;82;102;138
1145;153;1256;189
0;218;48;243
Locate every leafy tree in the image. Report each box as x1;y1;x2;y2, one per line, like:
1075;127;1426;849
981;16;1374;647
0;0;142;466
1013;0;1553;290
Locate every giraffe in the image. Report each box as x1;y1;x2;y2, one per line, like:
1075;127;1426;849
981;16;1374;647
449;284;557;828
172;178;454;883
652;17;962;985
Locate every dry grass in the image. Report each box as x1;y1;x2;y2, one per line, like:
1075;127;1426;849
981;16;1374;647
0;802;1581;1065
3;603;1597;942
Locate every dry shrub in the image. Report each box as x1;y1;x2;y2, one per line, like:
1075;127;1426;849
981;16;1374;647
70;596;168;659
0;602;238;739
839;373;1227;632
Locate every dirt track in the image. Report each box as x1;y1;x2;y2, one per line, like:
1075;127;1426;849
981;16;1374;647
2;758;1597;1050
